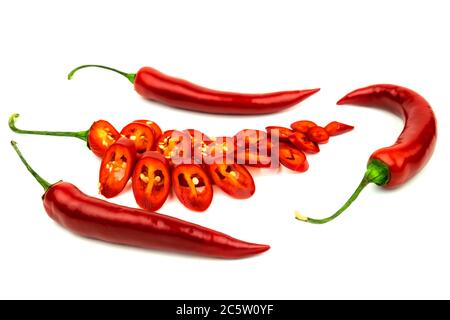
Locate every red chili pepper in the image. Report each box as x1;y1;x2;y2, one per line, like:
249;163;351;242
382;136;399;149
132;151;171;211
8;114;120;157
206;163;255;199
157;130;191;162
307;126;329;144
235;129;268;148
291;120;317;133
235;150;273;168
11;141;269;258
324;121;354;136
120;122;155;154
296;84;437;224
266;126;294;142
204;136;236;164
68;65;320;115
99;137;137;198
183;129;212;163
288;132;320;154
172;164;213;211
279;143;309;172
133;120;163;142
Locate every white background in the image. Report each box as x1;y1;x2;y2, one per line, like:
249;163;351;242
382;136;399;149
0;0;449;299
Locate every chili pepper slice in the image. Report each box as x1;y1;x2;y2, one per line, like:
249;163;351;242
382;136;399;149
133;120;163;143
324;121;354;136
8;114;119;157
132;151;171;211
172;164;213;211
266;126;294;142
204;136;236;164
288;132;320;154
157;130;191;163
235;149;273;168
120;122;155;154
68;65;320;115
206;163;255;199
99;137;137;198
279;143;309;172
296;84;437;224
307;126;329;144
183;129;212;163
235;129;268;148
11;141;269;258
291;120;317;133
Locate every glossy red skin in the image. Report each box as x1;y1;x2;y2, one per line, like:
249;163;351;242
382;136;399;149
337;84;437;188
134;67;320;115
291;120;317;133
206;163;255;199
265;126;294;142
99;138;137;198
133;120;163;146
120;122;155;154
278;143;309;172
324;121;354;136
288;132;320;154
307;126;329;144
87;120;120;157
172;164;213;212
43;182;269;258
132;151;171;211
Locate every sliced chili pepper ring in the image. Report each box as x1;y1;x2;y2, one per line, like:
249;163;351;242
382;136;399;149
324;121;354;136
172;164;213;211
235;149;273;168
132;151;171;211
120;122;155;154
204;136;236;164
157;130;191;163
266;126;294;142
307;126;330;144
206;163;255;199
133;120;163;145
279;143;309;172
99;137;137;198
291;120;317;133
288;132;320;154
87;120;120;157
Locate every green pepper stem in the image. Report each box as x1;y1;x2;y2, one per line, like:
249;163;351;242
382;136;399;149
9;113;89;141
67;64;136;84
11;141;52;191
295;159;390;224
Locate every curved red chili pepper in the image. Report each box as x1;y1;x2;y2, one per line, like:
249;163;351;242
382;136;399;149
68;65;320;115
296;84;437;224
8;114;120;157
11;141;269;259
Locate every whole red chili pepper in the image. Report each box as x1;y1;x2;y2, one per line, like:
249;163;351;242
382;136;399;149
10;141;269;258
68;65;320;115
9;113;120;157
296;84;437;224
